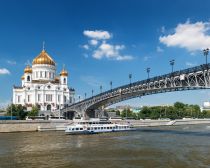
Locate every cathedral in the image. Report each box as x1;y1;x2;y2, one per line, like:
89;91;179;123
13;47;75;115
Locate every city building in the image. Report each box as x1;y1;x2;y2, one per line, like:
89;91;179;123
13;47;75;116
201;101;210;111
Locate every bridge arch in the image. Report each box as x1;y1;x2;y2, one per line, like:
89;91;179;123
62;64;210;118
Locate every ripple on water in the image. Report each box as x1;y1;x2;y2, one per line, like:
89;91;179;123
1;125;210;168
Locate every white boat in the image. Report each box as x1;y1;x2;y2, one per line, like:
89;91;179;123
65;118;135;135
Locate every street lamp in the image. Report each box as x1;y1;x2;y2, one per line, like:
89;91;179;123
85;93;87;99
10;98;13;120
92;89;94;97
110;81;112;91
78;95;80;102
100;85;102;94
170;59;175;73
146;68;150;79
129;74;132;86
203;48;209;65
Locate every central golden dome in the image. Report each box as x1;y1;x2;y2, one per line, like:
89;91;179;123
32;49;55;66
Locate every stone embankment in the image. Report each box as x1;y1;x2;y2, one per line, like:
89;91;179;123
1;119;210;133
0;120;72;133
116;118;210;127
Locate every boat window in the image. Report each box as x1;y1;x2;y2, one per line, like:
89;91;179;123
94;127;97;130
107;127;109;129
76;128;79;130
89;122;91;124
72;128;75;131
80;128;83;130
98;127;100;130
87;128;90;130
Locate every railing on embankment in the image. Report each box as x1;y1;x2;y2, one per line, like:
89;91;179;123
0;120;72;133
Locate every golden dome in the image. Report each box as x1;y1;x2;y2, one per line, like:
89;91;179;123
55;76;60;81
21;75;25;80
24;65;32;73
60;69;68;76
32;49;55;66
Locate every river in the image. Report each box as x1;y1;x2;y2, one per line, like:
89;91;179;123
0;124;210;168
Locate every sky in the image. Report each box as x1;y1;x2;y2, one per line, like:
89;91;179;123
1;0;210;107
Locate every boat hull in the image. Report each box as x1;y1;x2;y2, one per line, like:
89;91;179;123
65;128;136;135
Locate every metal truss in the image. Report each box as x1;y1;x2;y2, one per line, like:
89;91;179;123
62;64;210;117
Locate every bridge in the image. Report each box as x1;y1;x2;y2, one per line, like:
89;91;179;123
62;63;210;119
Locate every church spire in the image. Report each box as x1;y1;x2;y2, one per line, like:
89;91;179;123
42;41;45;51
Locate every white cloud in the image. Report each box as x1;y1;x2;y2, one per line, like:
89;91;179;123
156;46;164;52
186;62;197;67
7;60;16;65
82;44;89;50
159;21;210;51
89;39;98;46
161;26;165;33
93;42;133;61
82;29;134;61
83;30;111;40
0;68;10;75
143;56;151;61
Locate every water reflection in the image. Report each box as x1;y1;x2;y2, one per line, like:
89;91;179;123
0;125;210;168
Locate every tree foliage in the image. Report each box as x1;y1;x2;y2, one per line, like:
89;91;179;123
28;105;39;117
118;102;208;120
6;104;27;119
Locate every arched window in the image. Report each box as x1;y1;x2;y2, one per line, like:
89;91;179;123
27;76;30;81
47;105;51;111
37;105;41;110
63;78;66;84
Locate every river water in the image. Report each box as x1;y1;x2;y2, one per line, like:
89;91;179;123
0;124;210;168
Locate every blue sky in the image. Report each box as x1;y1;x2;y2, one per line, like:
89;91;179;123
1;0;210;107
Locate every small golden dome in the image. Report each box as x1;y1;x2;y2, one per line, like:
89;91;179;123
24;65;32;73
21;75;25;80
60;69;68;76
55;76;60;81
32;49;55;66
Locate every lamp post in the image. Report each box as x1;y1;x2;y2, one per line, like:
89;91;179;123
170;59;175;73
78;95;80;102
100;85;102;94
203;48;209;65
146;68;150;79
129;74;132;87
85;93;87;99
110;81;112;91
92;89;94;97
10;100;13;120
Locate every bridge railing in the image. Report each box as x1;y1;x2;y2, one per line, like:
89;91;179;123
68;63;210;107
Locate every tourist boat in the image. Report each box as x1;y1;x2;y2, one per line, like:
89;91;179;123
65;118;135;135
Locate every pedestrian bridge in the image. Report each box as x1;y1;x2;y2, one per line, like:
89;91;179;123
62;64;210;118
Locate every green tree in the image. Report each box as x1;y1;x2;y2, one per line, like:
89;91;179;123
121;108;133;118
6;104;27;119
28;105;39;117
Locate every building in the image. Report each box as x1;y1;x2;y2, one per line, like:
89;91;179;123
201;101;210;111
13;47;75;116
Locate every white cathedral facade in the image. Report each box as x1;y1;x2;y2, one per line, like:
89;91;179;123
13;48;75;115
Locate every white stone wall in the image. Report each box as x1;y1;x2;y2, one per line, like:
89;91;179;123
32;64;56;81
